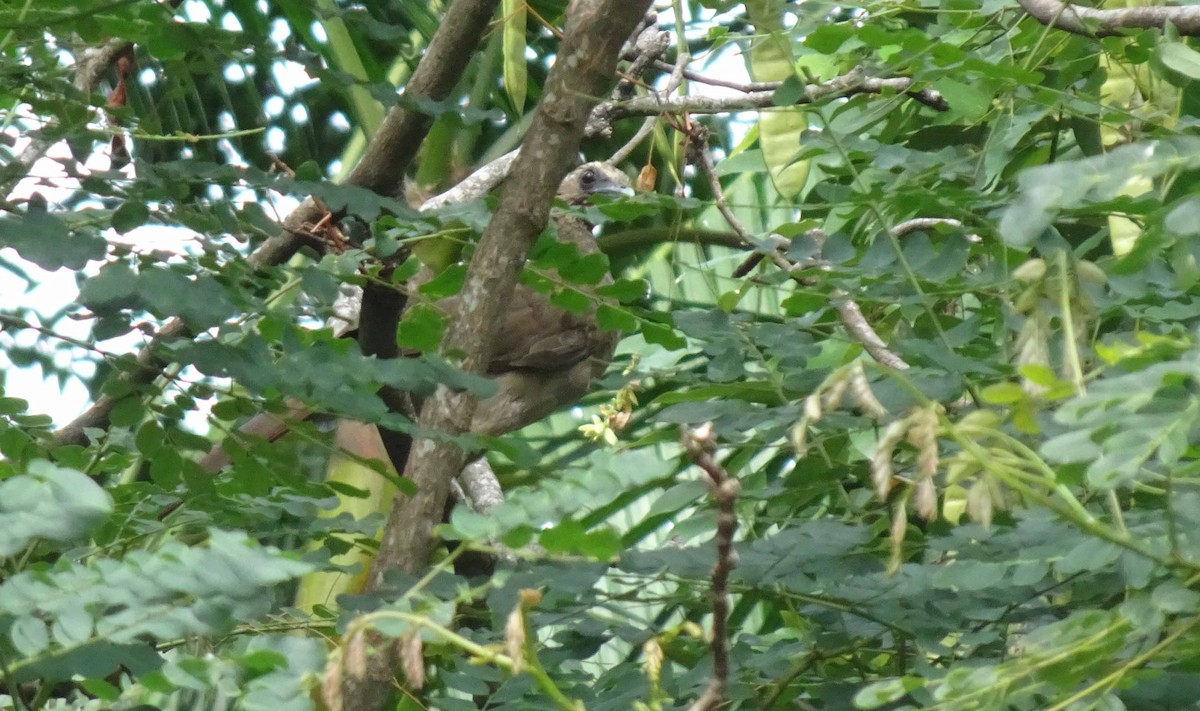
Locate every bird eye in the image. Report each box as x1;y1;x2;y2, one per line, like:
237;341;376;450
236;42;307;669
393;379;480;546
581;168;596;185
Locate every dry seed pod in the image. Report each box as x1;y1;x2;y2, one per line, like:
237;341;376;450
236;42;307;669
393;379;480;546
871;419;910;501
915;476;937;521
505;605;527;674
888;501;908;575
344;629;367;682
849;362;887;418
966;479;994;529
1012;258;1047;283
907;408;939;479
822;370;851;411
398;631;425;690
1075;259;1106;284
790;418;810;452
1013;288;1040;314
637;164;657;192
320;653;344;711
643;638;663;683
804;393;823;422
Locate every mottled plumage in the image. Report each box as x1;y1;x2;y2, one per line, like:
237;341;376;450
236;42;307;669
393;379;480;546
424;161;629;434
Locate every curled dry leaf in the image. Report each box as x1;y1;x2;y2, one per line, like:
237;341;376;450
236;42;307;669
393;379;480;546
915;475;937;521
803;393;822;422
821;370;850;412
849;361;887;418
888;500;908;575
790;417;810;452
398;631;425;690
344;629;367;682
320;652;344;711
637;164;657;192
643;638;663;684
871;419;909;501
907;406;939;480
966;478;994;529
505;604;528;674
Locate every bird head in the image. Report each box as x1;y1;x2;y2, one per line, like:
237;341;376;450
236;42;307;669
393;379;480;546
558;162;634;204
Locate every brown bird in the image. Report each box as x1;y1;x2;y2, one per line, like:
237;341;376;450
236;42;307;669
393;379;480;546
202;163;630;602
201;161;629;472
452;161;628;435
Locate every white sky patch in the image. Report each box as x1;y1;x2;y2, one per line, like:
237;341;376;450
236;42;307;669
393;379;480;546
220;12;244;33
266;126;286;153
269;17;292;45
265;95;286;118
182;0;212;23
272;60;318;96
310;21;327;44
224;63;247;83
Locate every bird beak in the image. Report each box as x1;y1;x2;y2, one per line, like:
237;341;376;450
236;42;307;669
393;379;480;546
593;183;635;198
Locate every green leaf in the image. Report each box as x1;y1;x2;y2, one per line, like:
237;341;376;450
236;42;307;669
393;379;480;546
11;616;50;656
804;24;854;54
111;201;150;233
78;261;139;308
642;322;686;350
596;278;648;302
0;201;107;270
78;678;120;701
980;382;1024;404
0;461;112;556
1000;138;1200;246
557;253;610;286
501;0;527;113
596;305;637;331
772;75;806;106
549;288;591;314
1159;42;1200;79
1165;196;1200;236
854;677;924;709
1150;580;1200;613
397;303;448;352
744;0;809;198
539;519;621;560
419;264;467;299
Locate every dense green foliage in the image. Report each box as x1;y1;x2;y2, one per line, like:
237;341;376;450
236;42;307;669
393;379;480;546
6;0;1200;709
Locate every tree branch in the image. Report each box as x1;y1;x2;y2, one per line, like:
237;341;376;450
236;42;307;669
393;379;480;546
344;0;501;196
337;4;650;708
588;69;947;137
1015;0;1200;36
365;0;652;586
53;0;502;447
682;422;739;711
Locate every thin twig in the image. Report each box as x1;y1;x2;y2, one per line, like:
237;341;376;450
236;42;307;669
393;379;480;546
588;69;947;137
688;127;914;371
652;59;780;92
682;422;739;711
1015;0;1200;36
611;48;688;165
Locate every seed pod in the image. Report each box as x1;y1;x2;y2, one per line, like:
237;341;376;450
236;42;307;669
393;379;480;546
637;164;657;193
1012;258;1047;283
1075;259;1107;284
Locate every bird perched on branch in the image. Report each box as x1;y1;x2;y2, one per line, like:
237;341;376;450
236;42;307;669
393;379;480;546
202;161;630;470
201;161;631;601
